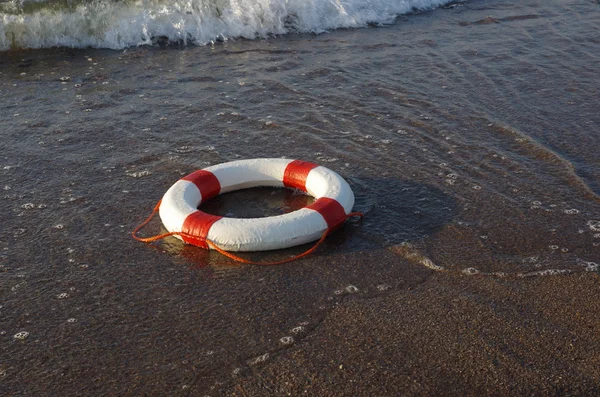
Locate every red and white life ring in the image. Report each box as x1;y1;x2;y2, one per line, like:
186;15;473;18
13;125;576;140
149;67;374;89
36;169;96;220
158;158;355;252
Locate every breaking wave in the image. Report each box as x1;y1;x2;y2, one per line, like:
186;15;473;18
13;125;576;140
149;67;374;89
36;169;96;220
0;0;455;50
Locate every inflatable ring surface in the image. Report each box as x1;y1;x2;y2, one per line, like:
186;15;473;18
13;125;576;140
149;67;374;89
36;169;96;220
159;158;355;252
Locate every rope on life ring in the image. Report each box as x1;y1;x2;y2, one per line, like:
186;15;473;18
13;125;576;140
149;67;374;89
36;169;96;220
132;158;363;266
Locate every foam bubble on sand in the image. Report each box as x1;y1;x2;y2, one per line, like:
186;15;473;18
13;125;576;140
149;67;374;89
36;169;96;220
279;336;294;345
587;220;600;232
421;257;444;271
248;353;269;365
389;242;445;271
13;228;26;237
577;259;599;272
175;146;194;154
13;331;29;340
126;170;152;178
11;281;26;291
518;269;572;277
462;267;480;275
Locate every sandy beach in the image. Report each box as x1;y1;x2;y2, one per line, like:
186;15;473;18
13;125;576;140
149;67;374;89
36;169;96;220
1;0;599;395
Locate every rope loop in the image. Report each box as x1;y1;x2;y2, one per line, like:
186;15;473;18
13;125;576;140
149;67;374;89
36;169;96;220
132;201;364;266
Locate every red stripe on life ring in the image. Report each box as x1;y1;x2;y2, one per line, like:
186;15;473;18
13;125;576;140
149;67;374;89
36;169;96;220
181;211;223;248
283;160;318;192
182;170;221;203
307;197;347;229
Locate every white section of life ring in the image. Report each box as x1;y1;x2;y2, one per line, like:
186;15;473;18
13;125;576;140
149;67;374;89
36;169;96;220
158;158;355;252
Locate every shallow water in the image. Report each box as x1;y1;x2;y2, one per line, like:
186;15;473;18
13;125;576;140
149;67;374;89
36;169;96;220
1;0;599;394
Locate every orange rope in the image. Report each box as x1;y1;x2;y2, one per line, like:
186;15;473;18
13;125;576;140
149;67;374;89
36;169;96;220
132;201;364;266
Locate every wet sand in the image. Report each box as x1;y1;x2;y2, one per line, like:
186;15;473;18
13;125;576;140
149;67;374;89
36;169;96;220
1;0;600;395
231;273;600;396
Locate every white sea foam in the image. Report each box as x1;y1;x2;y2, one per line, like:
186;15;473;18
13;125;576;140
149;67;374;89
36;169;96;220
1;0;455;50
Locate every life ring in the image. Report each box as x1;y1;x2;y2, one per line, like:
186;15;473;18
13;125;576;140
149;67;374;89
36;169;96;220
158;158;355;252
